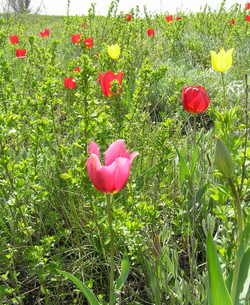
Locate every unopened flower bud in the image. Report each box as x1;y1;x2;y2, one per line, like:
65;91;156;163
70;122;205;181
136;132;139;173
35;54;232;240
152;234;161;258
215;136;234;178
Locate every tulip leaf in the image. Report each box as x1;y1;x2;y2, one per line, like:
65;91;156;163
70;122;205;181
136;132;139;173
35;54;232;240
234;246;250;305
115;247;129;291
112;247;129;304
56;269;100;305
191;142;199;174
174;145;190;191
207;230;232;305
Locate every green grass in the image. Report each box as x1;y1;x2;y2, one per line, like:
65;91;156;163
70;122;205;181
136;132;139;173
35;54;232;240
0;0;250;304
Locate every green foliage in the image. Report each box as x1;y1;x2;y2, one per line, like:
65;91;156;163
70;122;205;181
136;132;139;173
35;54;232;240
0;2;250;304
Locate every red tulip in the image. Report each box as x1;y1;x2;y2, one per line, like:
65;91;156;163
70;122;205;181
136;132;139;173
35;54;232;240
83;37;93;49
126;14;132;21
40;28;49;37
64;77;77;89
94;52;99;57
246;15;250;21
10;35;18;44
87;140;139;194
147;28;154;37
166;15;173;23
82;23;85;27
74;66;80;73
176;16;182;21
98;71;124;97
246;2;250;9
229;19;235;25
182;86;210;114
16;49;26;57
71;34;81;44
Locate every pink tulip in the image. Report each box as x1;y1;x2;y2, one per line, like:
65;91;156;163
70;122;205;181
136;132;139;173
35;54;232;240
87;140;139;193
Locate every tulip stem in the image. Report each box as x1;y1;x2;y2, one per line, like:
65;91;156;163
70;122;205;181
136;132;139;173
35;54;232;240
221;72;226;110
193;114;196;148
227;177;243;304
106;193;114;304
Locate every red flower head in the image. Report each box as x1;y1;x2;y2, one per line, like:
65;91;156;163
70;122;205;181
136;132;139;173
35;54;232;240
82;23;85;27
229;19;235;25
87;140;139;193
176;16;182;21
126;14;132;21
74;66;80;73
71;34;81;44
64;77;77;89
246;15;250;21
10;35;18;44
147;28;154;37
98;71;124;97
40;28;50;37
84;37;93;49
166;15;173;23
16;49;26;57
246;2;250;9
94;52;99;57
182;86;210;114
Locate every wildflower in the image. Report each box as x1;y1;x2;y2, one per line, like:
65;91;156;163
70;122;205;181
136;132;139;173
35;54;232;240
210;48;234;72
87;140;139;193
166;15;173;23
40;28;50;37
16;49;26;57
71;34;81;44
64;76;77;89
182;86;210;114
10;35;18;44
107;44;120;59
84;37;93;49
74;67;80;73
94;52;99;57
126;14;132;21
229;19;235;25
246;2;250;9
246;15;250;21
147;28;154;37
98;71;124;97
176;16;182;21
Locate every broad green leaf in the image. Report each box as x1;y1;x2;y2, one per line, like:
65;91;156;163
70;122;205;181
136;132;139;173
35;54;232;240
234;247;250;305
188;183;209;211
174;145;190;190
207;231;232;305
191;142;199;174
56;269;100;305
115;247;129;291
112;247;130;304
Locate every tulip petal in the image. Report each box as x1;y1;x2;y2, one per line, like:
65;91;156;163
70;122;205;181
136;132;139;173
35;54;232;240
105;140;130;166
89;141;100;159
113;157;131;192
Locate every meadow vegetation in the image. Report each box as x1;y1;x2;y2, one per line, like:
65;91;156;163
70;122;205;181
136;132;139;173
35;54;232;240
0;0;250;304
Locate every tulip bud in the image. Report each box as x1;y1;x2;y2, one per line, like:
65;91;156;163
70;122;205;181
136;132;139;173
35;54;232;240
152;234;161;258
214;136;234;178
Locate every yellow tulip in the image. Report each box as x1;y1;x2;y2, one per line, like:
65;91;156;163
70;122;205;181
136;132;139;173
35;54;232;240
107;44;120;60
210;48;234;72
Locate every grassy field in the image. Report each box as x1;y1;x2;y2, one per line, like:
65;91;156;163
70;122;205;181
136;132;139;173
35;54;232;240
0;0;250;304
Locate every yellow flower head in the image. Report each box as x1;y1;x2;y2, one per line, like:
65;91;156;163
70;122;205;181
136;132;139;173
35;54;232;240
210;48;234;72
107;44;121;60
